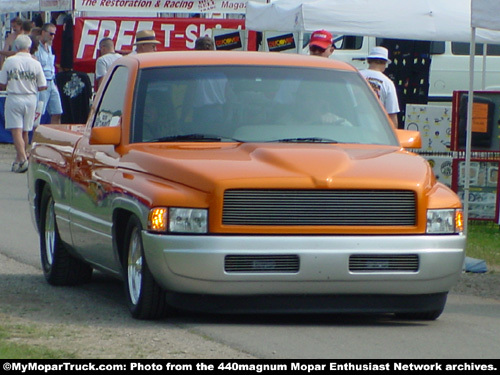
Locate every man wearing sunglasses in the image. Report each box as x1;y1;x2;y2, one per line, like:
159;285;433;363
35;23;63;124
308;30;335;58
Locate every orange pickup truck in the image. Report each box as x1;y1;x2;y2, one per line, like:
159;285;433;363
28;51;465;320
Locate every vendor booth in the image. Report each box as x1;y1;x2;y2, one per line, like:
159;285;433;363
1;0;264;142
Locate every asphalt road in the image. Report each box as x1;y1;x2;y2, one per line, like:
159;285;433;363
1;143;499;359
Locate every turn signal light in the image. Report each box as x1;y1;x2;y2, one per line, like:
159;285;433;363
148;208;167;232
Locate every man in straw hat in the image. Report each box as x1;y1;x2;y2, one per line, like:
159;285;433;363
360;46;400;127
133;30;161;54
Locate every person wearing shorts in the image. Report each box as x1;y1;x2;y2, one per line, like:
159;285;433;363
35;23;62;124
0;35;47;173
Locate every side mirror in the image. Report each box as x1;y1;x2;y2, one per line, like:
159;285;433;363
89;126;121;145
395;129;421;149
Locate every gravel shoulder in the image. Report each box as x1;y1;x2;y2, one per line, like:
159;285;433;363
0;142;498;359
0;252;256;359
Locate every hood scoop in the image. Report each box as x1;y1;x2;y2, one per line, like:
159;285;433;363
253;146;351;188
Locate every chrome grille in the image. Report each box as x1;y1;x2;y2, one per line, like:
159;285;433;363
349;254;419;272
225;255;300;273
223;190;416;226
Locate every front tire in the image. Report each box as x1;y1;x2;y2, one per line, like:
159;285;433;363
123;215;169;320
394;309;444;321
393;294;447;321
39;185;92;285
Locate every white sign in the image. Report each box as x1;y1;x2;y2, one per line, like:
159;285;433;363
0;0;40;12
39;0;72;11
72;0;265;14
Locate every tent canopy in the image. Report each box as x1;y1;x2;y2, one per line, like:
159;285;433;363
246;0;500;44
0;0;40;12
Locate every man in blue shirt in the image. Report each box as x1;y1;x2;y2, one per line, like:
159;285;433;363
35;23;63;124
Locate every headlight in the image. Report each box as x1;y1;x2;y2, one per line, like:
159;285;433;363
148;207;208;233
426;209;463;234
169;208;208;233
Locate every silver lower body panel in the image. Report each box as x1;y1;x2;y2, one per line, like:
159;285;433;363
142;234;465;296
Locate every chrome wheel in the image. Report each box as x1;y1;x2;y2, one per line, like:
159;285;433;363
123;215;169;319
127;226;143;306
43;196;56;267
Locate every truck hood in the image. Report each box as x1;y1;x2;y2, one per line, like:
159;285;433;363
121;143;433;192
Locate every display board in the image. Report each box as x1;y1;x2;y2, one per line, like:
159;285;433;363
452;159;499;221
405;104;452;153
451;90;500;152
423;155;454;187
406;102;500;222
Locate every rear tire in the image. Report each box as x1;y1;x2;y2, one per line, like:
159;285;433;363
123;215;170;320
39;185;93;285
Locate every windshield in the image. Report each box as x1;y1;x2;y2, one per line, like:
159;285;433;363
131;65;398;145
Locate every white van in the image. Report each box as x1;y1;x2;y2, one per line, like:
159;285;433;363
260;32;500;103
329;36;500;103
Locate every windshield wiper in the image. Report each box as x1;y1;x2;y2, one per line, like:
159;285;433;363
272;137;338;143
152;134;242;142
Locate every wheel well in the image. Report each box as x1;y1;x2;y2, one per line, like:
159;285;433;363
113;209;134;267
34;180;48;232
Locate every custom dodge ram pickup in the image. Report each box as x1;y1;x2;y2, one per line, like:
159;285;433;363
28;51;466;320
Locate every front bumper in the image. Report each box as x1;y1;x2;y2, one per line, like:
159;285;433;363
142;233;465;296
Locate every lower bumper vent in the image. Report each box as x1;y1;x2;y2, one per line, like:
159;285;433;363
349;254;419;272
225;255;300;273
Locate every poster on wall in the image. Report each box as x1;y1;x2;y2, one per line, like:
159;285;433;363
213;29;244;50
452;159;499;221
262;32;299;53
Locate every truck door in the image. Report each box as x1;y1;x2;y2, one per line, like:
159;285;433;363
69;66;128;273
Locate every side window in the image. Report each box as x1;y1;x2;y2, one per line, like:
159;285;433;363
430;41;445;55
337;36;363;50
94;66;128;128
451;42;500;56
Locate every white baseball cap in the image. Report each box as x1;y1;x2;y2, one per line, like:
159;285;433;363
367;46;391;63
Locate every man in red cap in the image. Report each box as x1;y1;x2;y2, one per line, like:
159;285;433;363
308;30;335;58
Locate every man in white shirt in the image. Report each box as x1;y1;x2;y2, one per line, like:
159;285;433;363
95;38;122;91
0;35;47;172
360;46;400;127
35;23;63;124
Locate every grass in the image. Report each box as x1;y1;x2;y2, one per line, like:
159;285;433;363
0;341;73;359
466;221;500;270
0;322;76;359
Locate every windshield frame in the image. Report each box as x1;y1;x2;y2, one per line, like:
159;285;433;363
131;64;399;146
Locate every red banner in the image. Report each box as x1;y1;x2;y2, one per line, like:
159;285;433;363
71;17;246;73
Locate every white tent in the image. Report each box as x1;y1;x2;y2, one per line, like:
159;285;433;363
246;0;500;44
0;0;40;12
